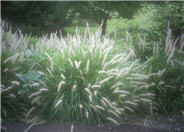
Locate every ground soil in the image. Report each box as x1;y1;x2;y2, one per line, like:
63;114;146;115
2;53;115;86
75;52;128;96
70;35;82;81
2;115;184;132
3;122;170;132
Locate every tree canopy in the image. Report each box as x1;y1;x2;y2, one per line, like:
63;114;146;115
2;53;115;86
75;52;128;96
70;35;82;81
1;1;141;35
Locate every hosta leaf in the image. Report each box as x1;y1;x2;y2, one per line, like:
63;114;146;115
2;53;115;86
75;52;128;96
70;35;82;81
23;84;30;88
30;82;40;87
16;70;42;82
16;74;26;81
32;74;42;81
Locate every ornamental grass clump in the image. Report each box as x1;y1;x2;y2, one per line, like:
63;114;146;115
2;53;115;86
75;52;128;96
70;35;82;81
1;21;42;123
1;21;31;121
142;26;184;114
28;27;154;124
1;21;155;126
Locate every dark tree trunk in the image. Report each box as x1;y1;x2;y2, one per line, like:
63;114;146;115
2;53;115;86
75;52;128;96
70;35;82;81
101;17;108;36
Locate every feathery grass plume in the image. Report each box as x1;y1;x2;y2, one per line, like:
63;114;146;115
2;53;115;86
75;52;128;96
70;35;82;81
47;68;54;77
68;58;73;67
113;88;130;94
111;82;123;89
55;100;63;108
29;91;41;98
107;117;120;126
94;90;97;96
79;104;83;109
37;71;45;76
57;81;65;92
85;88;92;95
31;96;40;104
25;107;36;119
11;81;20;86
86;59;90;73
108;110;120;118
140;98;152;103
85;111;89;119
39;88;49;92
99;76;113;85
24;121;36;132
125;101;137;106
123;106;134;113
95;105;105;111
9;94;16;98
71;125;74;132
88;95;93;102
74;60;81;69
44;52;54;71
60;74;65;80
91;85;101;88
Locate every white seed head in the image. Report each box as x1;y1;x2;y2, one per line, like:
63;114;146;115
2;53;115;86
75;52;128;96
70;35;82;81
79;104;83;109
86;59;89;73
140;98;152;103
60;74;65;80
85;88;92;95
85;111;89;119
9;93;16;98
107;117;120;126
47;68;53;77
125;101;137;106
108;110;119;117
39;88;48;92
89;95;92;102
44;52;54;71
95;105;105;110
4;68;9;72
55;99;63;108
123;106;134;113
91;85;101;88
68;58;73;67
29;91;41;98
37;71;45;76
94;90;97;96
99;76;113;85
71;125;74;132
74;60;81;69
57;81;65;92
26;107;36;119
11;81;20;86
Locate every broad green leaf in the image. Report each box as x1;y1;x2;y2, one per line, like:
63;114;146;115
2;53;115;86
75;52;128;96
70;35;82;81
16;74;26;81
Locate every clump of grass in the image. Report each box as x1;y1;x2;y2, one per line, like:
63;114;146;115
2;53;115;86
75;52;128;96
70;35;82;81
143;26;184;115
1;21;40;122
1;22;26;121
28;27;154;124
1;21;154;125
